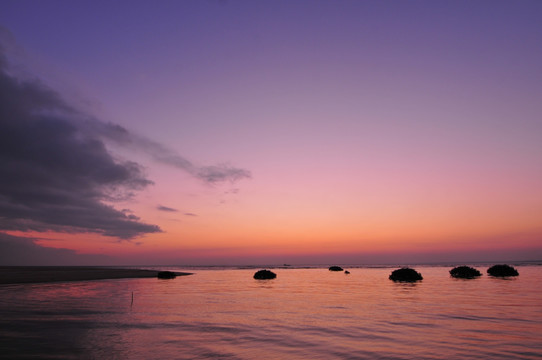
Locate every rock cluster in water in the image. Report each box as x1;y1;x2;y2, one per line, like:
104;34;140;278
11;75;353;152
389;267;423;282
244;264;523;281
487;264;519;277
450;266;482;279
157;271;177;279
253;269;277;280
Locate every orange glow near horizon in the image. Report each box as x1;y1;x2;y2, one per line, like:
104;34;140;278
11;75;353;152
9;163;542;263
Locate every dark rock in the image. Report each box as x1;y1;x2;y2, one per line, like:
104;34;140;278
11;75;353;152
389;267;423;282
487;264;519;277
157;271;176;279
253;269;276;280
450;266;482;279
329;266;343;271
344;270;350;274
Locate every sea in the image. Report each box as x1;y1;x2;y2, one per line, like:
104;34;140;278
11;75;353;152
1;264;541;359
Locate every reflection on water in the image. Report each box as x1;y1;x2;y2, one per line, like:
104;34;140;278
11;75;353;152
1;266;542;359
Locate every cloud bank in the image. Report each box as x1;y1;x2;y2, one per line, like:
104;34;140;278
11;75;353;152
0;38;250;241
0;233;111;266
0;50;161;239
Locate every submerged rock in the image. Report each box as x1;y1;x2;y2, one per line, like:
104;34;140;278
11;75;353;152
328;266;344;271
450;266;482;279
344;270;350;274
253;269;276;280
157;271;177;279
389;267;423;282
487;264;519;277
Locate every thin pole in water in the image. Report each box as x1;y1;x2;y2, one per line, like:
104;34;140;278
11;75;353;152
131;291;134;306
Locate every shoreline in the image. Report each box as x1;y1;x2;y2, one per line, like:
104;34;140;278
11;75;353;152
0;266;192;285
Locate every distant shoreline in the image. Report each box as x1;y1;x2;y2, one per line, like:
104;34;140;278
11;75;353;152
0;266;192;285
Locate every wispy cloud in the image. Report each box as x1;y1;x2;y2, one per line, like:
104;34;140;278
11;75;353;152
85;120;252;184
157;205;179;212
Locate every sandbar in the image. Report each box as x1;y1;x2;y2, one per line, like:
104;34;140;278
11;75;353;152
0;266;192;285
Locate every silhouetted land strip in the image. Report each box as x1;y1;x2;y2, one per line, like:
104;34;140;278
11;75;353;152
157;271;177;279
0;266;192;285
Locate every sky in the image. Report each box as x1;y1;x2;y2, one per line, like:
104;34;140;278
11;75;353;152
1;0;541;265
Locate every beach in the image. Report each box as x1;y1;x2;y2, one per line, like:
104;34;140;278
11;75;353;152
0;266;192;284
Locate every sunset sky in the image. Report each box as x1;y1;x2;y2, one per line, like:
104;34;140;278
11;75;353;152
1;0;541;265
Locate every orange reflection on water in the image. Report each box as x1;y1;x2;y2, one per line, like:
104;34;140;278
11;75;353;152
1;266;541;359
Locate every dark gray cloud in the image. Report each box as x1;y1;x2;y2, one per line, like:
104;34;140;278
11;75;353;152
0;233;110;266
184;212;198;217
157;205;178;212
0;46;161;239
0;34;250;243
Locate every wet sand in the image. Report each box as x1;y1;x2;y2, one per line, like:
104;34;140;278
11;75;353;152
0;266;192;285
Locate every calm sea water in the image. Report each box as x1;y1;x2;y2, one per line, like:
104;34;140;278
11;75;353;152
1;265;541;359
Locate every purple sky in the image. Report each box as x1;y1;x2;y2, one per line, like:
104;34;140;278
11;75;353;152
1;0;541;265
